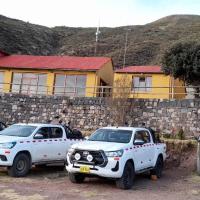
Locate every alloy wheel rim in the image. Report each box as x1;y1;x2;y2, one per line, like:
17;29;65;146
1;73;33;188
16;160;26;171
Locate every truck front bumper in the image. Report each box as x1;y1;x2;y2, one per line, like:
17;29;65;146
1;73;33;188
0;149;14;166
66;156;124;178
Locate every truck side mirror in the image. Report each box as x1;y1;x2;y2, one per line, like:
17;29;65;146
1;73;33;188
134;139;145;146
34;133;44;139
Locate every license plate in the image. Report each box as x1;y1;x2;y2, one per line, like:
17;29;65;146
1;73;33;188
80;166;90;173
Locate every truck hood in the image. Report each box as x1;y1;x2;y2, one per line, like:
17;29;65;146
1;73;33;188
72;140;127;152
0;135;25;143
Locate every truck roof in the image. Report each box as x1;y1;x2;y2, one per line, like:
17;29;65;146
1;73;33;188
14;123;63;128
101;126;149;132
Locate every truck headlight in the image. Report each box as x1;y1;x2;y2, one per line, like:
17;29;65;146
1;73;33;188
105;149;124;157
0;142;16;149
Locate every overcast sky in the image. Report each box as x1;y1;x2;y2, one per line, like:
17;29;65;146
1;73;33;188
0;0;199;27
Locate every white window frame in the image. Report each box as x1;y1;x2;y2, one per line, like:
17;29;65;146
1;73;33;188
0;71;4;92
54;74;87;97
11;72;47;94
132;76;152;92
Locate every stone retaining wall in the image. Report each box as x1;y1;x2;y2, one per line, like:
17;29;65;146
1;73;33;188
0;93;200;136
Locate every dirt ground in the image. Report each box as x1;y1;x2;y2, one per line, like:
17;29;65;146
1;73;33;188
0;166;199;200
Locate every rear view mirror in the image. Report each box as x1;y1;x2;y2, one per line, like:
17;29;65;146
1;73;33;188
134;139;145;145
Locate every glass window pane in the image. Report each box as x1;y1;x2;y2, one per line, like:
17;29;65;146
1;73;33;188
54;75;65;95
38;74;47;94
49;127;63;138
12;73;22;93
21;73;37;94
0;72;4;92
146;77;152;91
76;75;86;96
65;75;76;96
133;77;139;92
139;77;146;91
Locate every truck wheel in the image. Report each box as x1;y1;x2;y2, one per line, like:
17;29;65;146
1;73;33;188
116;161;135;189
150;156;163;178
69;173;85;183
8;153;31;177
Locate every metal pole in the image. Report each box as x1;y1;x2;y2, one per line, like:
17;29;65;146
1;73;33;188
123;30;129;68
197;141;200;175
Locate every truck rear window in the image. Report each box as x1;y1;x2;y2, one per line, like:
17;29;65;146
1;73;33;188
88;129;132;143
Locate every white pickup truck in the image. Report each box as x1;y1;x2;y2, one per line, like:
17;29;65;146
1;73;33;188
66;127;166;189
0;123;83;177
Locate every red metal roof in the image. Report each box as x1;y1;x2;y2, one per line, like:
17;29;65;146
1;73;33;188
115;66;162;73
0;50;9;57
0;55;111;71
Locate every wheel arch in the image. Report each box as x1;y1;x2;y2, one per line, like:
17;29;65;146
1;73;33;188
158;153;164;161
15;150;32;165
126;158;135;169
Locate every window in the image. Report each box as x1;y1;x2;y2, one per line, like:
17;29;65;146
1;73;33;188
133;76;152;92
54;74;87;97
11;73;47;94
89;129;133;143
35;127;49;139
0;72;4;92
49;127;63;138
134;131;150;143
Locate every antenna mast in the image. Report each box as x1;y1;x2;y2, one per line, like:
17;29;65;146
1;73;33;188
94;20;101;55
123;29;130;68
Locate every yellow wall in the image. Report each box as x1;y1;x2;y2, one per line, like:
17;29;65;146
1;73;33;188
3;70;12;92
173;78;186;99
114;72;186;99
97;61;114;86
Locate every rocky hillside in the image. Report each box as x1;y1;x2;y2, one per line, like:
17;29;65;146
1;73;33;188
0;14;200;68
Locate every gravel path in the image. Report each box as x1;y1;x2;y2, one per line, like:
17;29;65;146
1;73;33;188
0;167;199;200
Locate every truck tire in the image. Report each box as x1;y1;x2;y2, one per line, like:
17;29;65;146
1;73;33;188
116;161;135;189
7;153;31;177
150;156;163;178
69;173;85;183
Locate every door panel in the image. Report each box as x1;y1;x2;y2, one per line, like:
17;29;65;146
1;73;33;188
49;127;66;160
133;131;147;171
32;127;50;162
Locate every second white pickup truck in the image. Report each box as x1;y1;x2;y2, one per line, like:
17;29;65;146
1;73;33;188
66;127;167;189
0;123;83;177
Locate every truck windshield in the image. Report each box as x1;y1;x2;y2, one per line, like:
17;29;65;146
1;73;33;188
88;129;132;143
0;125;36;137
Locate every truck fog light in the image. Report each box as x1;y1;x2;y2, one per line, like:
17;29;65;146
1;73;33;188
87;154;93;162
74;153;81;161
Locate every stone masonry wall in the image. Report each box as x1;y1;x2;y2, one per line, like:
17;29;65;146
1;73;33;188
0;93;200;136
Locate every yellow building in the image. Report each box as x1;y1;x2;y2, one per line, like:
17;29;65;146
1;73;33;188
0;51;114;97
114;66;185;99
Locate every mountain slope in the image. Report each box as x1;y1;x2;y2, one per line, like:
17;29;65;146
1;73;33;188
0;14;200;68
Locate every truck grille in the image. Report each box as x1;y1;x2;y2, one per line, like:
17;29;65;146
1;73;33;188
70;150;107;167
